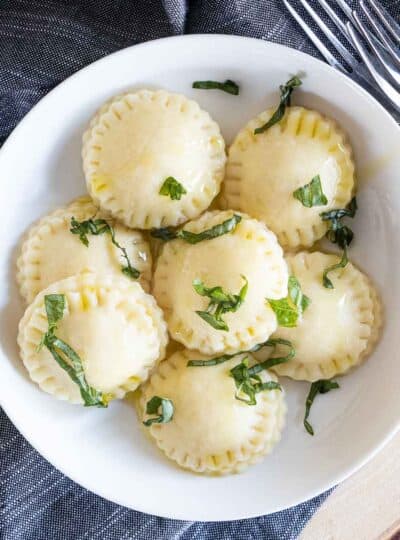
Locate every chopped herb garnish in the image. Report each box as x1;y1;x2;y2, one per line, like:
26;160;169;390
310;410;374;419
254;76;302;134
229;339;294;405
293;175;328;208
70;217;140;279
230;357;282;405
288;276;311;313
229;341;294;405
143;396;174;426
246;338;295;375
193;276;248;331
320;197;357;288
151;214;242;244
187;337;294;368
192;79;239;95
188;337;293;404
159;176;187;201
322;249;348;289
267;276;310;327
38;294;108;407
304;379;340;435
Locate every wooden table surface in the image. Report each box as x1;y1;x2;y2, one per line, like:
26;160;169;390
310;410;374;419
300;431;400;540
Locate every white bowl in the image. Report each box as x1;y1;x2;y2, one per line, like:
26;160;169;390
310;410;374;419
0;34;399;521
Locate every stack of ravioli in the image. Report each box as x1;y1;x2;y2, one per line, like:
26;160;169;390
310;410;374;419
16;87;381;475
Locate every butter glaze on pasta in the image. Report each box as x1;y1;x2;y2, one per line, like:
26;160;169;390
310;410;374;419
17;196;152;304
83;90;226;229
222;106;355;248
139;349;286;474
152;210;288;355
271;252;382;381
18;273;168;404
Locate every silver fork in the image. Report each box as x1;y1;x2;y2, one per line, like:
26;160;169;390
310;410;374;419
284;0;400;116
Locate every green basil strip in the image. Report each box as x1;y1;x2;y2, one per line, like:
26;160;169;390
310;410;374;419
143;396;174;426
322;248;348;289
70;217;140;279
192;79;239;95
254;76;302;134
304;379;340;435
151;214;242;244
40;295;108;408
267;276;310;327
187;338;294;369
159;176;187;200
293;175;328;208
193;276;248;332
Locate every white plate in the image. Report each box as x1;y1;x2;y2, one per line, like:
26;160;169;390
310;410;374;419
0;35;399;522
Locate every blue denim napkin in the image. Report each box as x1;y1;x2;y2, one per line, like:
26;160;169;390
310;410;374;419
0;1;398;539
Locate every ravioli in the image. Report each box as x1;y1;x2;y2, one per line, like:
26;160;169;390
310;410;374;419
17;273;168;404
221;106;355;248
17;196;151;303
271;252;382;381
139;349;286;474
83;89;226;229
152;210;288;355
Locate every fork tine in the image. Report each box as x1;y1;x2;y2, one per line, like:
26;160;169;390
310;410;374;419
347;21;400;109
283;0;349;74
337;0;400;78
314;0;353;46
367;0;400;44
360;0;400;69
335;0;354;22
298;0;359;69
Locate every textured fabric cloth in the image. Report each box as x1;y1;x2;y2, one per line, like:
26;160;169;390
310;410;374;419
0;1;398;539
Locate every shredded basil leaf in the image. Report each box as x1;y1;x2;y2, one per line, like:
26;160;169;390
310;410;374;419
159;176;187;201
254;76;302;134
267;276;310;327
151;214;242;244
195;310;229;331
39;295;108;407
293;175;328;208
187;352;237;367
192;79;239;95
44;293;65;330
322;248;348;289
194;276;248;332
267;297;298;327
288;275;311;313
304;379;340;435
230;339;292;405
70;217;140;279
230;356;282;405
247;338;295;376
187;337;294;368
320;197;357;288
188;338;293;405
149;227;177;242
143;396;174;426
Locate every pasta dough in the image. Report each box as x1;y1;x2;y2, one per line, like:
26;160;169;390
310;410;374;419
83;89;226;229
18;273;168;404
271;252;381;381
221;106;355;248
152;210;288;355
139;349;286;474
17;196;152;303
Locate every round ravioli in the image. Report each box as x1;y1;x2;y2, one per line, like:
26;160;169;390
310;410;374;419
17;196;152;304
83;89;226;229
139;349;286;474
271;252;382;381
17;273;168;404
221;106;355;248
152;210;288;355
